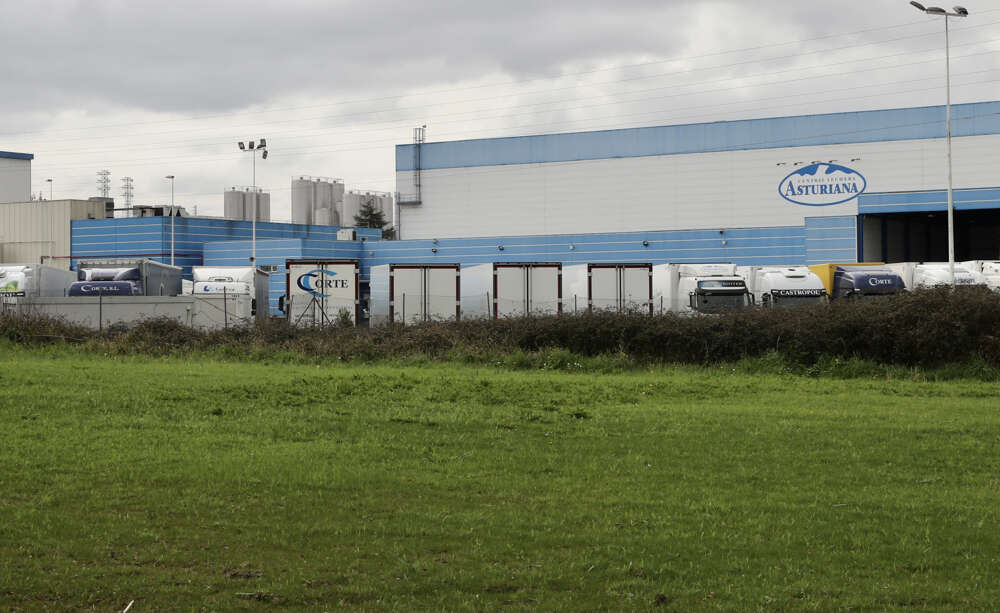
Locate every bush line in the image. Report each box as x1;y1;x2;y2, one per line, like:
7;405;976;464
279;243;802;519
3;287;1000;368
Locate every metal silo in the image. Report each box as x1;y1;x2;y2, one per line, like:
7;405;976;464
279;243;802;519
256;190;270;222
314;208;333;226
224;188;246;220
290;176;314;225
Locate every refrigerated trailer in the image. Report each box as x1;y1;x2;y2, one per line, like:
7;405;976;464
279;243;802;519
460;262;562;318
283;259;359;326
74;259;183;297
961;261;1000;290
369;264;460;325
885;262;983;289
192;266;270;322
809;264;905;300
0;264;77;302
562;263;652;314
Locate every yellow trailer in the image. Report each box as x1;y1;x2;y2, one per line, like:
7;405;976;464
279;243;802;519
808;262;884;295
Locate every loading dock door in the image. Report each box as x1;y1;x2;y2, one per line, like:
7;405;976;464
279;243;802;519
861;210;1000;263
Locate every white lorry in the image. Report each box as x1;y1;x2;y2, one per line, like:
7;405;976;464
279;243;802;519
654;263;753;314
191;266;271;323
961;261;1000;290
0;264;77;304
736;266;827;307
885;262;983;289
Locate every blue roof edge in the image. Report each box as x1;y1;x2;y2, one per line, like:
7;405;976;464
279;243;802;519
0;151;34;160
396;101;1000;171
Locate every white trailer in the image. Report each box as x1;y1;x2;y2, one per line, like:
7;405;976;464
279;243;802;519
961;261;1000;290
562;263;652;314
0;264;77;303
460;262;562;319
736;266;827;307
654;263;753;314
369;263;461;325
284;259;359;327
191;266;270;323
885;262;983;289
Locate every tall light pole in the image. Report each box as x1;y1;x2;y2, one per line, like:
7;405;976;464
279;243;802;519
238;139;268;264
165;175;176;266
910;2;968;285
45;178;53;200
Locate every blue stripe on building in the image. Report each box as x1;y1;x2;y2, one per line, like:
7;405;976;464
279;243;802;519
397;102;1000;171
858;187;1000;214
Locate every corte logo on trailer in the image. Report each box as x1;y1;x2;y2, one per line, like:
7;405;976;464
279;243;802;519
779;162;867;207
296;269;349;298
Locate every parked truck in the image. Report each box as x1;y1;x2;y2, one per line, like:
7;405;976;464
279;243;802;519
72;259;183;297
885;262;983;289
736;266;827;307
0;264;77;302
961;261;1000;290
191;266;271;322
562;263;653;314
653;263;753;314
808;263;905;300
283;259;360;326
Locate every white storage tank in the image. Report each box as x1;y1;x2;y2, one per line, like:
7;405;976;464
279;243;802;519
290;177;315;225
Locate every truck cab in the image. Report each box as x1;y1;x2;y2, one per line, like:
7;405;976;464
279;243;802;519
658;263;753;314
961;261;1000;291
737;266;826;308
886;262;983;289
830;266;905;300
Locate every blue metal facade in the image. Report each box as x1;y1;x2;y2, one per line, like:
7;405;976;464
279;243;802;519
70;217;381;279
804;216;857;265
0;151;34;160
397;102;1000;171
858;187;1000;214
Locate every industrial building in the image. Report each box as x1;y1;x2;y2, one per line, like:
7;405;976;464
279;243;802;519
2;101;999;320
395;102;1000;264
0;150;32;204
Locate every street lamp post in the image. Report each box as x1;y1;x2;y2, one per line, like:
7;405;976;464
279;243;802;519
910;2;969;286
165;175;176;266
45;178;53;200
237;139;268;264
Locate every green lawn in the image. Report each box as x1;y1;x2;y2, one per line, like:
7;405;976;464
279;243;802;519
1;346;999;611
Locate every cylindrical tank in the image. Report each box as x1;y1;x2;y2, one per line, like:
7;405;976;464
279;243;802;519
342;191;361;227
314;208;332;226
256;191;271;222
315;180;332;222
224;189;246;220
290;177;314;225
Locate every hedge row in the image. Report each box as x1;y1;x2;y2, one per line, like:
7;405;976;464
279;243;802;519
3;286;1000;367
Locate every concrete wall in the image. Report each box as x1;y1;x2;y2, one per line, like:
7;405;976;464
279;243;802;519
10;295;256;331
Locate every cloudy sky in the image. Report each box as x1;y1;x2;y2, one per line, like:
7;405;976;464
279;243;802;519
2;0;998;221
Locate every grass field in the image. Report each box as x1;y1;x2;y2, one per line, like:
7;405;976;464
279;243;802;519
2;345;999;611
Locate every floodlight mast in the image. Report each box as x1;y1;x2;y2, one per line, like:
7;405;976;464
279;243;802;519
238;139;268;264
910;2;969;286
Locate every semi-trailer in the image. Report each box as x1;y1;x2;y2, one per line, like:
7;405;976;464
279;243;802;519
72;259;183;297
562;263;653;314
369;263;461;325
885;262;983;289
961;261;1000;290
283;259;360;326
460;262;562;319
192;266;270;321
0;264;77;301
736;266;827;307
654;263;753;314
808;263;905;300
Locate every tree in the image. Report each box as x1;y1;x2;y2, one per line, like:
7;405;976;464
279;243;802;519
352;196;395;239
